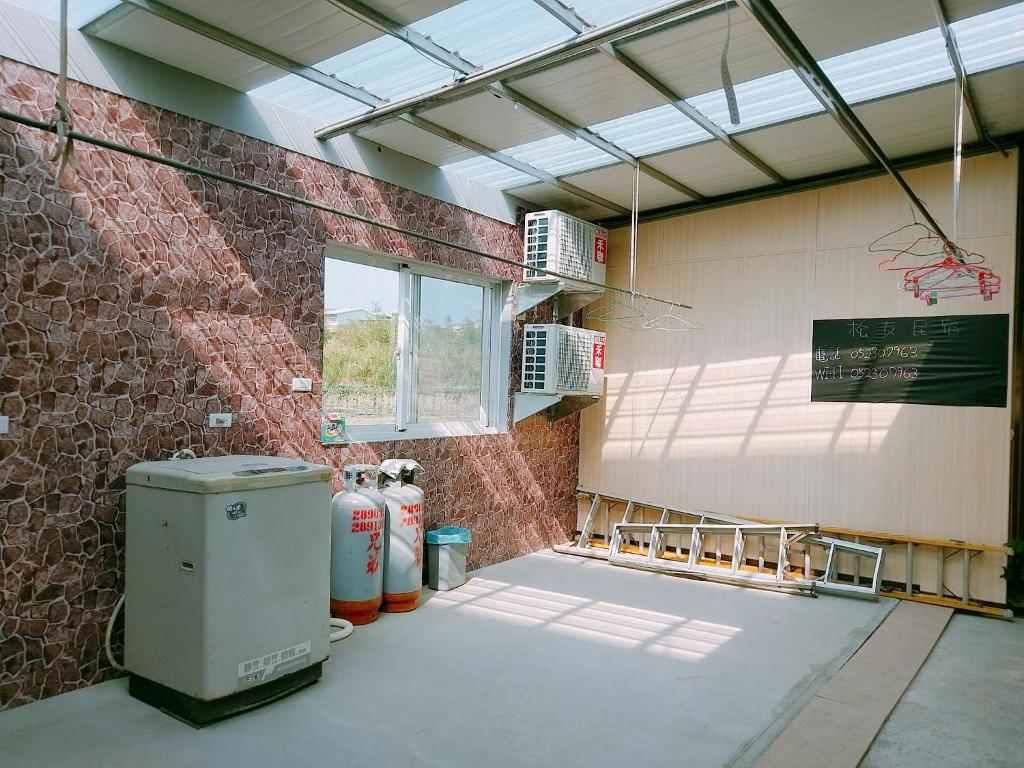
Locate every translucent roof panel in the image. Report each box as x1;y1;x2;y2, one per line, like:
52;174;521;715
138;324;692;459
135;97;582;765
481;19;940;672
441;156;535;189
314;35;455;101
590;105;710;157
441;3;1024;190
506;134;614;178
413;0;573;69
953;2;1024;73
4;0;118;27
688;69;821;134
822;28;952;103
248;77;369;124
567;0;673;26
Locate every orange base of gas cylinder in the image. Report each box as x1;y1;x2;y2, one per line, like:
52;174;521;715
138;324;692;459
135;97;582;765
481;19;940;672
382;588;421;613
331;597;381;625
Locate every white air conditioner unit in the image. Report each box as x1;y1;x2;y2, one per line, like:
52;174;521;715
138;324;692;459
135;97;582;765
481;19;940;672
522;324;606;396
524;210;607;286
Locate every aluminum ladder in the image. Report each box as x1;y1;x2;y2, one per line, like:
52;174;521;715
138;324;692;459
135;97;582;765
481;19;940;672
554;490;885;599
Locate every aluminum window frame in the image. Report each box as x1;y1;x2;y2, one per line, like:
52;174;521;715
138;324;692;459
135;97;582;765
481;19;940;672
323;243;512;443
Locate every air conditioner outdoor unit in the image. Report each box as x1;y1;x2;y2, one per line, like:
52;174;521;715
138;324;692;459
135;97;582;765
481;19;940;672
522;324;606;396
523;210;607;286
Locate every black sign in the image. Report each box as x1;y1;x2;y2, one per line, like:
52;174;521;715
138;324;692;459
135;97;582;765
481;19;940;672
811;314;1009;407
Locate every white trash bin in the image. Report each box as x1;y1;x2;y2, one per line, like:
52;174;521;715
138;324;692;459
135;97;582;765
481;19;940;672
426;527;471;591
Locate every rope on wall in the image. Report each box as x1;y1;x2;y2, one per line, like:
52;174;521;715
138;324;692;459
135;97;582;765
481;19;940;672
47;0;75;178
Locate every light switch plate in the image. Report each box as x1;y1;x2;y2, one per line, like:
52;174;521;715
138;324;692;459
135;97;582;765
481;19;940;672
208;413;233;428
0;415;8;434
292;377;313;392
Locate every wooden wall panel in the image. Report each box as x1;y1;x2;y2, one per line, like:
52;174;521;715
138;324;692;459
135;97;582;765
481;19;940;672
580;152;1018;602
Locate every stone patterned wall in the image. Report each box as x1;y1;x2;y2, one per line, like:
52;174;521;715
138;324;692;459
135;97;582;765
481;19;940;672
0;59;580;709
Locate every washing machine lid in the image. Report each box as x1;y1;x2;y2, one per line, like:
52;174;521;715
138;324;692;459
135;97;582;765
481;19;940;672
127;455;333;493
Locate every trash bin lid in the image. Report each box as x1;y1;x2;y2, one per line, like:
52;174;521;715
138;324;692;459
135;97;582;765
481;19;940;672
426;526;471;545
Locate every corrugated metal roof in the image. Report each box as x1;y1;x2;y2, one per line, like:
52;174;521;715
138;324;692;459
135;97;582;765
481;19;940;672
413;0;571;69
555;162;696;209
505;133;613;178
12;0;1021;213
591;105;710;158
854;82;977;159
507;51;665;131
5;0;118;27
954;2;1024;72
569;0;672;27
358;118;477;167
612;6;787;105
417;91;562;151
773;0;938;60
445;2;1024;192
441;155;536;189
729;113;867;180
641;141;775;198
502;181;618;220
82;0;460;91
968;64;1024;135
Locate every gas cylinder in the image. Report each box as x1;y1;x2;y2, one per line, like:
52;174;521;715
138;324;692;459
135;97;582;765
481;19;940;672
379;459;424;613
330;464;386;625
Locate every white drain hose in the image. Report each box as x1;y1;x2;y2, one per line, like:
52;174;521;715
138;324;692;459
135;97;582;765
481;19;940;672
105;593;127;673
329;617;354;642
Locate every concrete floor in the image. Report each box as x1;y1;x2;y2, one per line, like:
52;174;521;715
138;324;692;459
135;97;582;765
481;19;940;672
1;551;894;768
861;613;1024;768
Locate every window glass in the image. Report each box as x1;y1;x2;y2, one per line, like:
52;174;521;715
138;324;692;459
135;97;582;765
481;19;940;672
415;276;484;423
322;259;398;426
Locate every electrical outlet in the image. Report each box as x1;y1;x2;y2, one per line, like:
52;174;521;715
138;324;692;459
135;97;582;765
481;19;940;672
208;413;233;428
292;377;313;393
0;415;8;434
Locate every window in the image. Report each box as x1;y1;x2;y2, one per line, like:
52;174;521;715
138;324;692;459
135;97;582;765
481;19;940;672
322;246;511;442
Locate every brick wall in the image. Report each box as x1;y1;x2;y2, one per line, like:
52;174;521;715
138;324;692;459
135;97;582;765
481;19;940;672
0;59;580;709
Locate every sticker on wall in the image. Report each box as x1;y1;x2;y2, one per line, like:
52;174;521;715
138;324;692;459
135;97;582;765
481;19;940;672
321;412;347;444
592;339;606;370
810;314;1009;407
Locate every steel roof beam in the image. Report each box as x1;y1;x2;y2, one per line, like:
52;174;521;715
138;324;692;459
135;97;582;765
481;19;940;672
530;0;592;31
403;115;630;214
596;133;1021;228
529;0;784;184
327;0;706;201
736;0;952;243
323;0;479;74
323;2;587;144
601;44;785;183
314;0;723;140
80;3;135;35
929;0;1005;157
102;0;384;107
487;83;705;200
99;0;628;214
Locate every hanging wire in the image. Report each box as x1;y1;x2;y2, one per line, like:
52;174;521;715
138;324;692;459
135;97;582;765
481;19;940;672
951;61;965;247
585;163;702;331
585;164;646;326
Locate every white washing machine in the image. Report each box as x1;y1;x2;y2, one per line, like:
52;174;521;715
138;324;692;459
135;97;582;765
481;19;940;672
125;455;333;723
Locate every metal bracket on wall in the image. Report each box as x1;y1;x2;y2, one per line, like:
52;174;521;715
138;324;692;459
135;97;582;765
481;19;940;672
513;392;562;422
513;393;600;423
516;280;604;318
